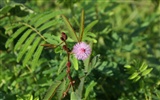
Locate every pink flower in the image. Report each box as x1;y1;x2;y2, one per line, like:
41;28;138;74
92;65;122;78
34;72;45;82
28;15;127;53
72;42;91;60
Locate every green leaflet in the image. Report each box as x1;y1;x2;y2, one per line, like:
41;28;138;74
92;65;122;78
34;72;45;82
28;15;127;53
85;32;96;38
43;33;60;45
76;77;85;99
55;72;67;81
141;68;153;76
39;19;59;32
84;54;100;75
43;33;60;43
17;34;37;62
71;55;79;70
5;24;22;35
57;80;66;100
5;26;27;48
71;92;81;100
17;94;33;100
79;10;84;42
46;38;59;45
29;13;44;25
82;20;98;43
43;81;61;100
139;61;148;72
14;29;32;51
84;81;97;100
83;32;97;43
124;65;132;69
62;15;79;42
0;4;13;14
133;76;141;82
31;41;45;67
129;72;139;80
125;60;153;82
34;12;61;28
58;57;67;74
90;54;100;68
42;67;57;75
54;46;63;53
23;37;41;67
83;36;97;43
84;20;98;33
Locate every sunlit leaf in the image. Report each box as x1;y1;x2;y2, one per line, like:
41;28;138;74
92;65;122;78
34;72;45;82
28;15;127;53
129;72;139;80
71;56;79;70
124;65;132;69
141;68;153;76
139;61;148;72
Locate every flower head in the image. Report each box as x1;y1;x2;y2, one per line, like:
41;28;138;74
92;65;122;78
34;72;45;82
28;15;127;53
72;42;91;60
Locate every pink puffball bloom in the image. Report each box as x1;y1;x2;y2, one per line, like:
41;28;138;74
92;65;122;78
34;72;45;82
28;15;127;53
72;42;91;60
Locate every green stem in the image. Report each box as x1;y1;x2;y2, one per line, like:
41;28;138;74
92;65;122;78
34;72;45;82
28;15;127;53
21;22;46;41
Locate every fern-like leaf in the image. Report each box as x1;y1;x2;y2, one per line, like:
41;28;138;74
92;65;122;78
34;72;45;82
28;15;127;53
17;34;37;62
14;29;32;51
23;37;41;67
31;41;45;67
5;26;27;48
5;11;62;67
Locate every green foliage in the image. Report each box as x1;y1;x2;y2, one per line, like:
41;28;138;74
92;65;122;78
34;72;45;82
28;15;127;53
125;60;153;82
62;15;79;42
0;2;32;17
71;55;79;70
0;0;160;100
84;81;97;100
71;91;81;100
5;11;62;67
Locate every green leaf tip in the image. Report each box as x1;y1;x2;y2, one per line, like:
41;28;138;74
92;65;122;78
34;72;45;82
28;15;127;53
62;15;79;42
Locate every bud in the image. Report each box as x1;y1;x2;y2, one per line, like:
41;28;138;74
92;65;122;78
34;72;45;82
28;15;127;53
67;61;71;67
61;32;67;41
60;37;64;41
70;81;75;85
67;68;70;73
62;45;68;51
